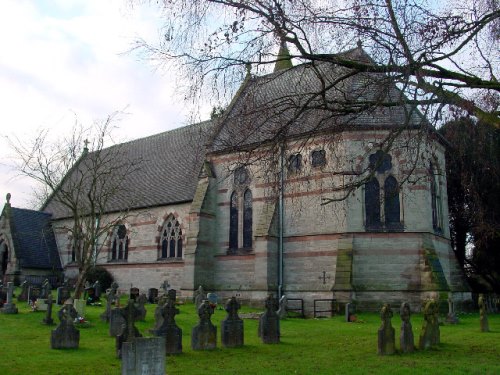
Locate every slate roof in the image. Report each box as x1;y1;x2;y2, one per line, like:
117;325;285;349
9;207;62;270
43;120;213;219
209;46;427;153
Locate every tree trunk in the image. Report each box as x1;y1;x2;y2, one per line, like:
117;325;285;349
73;268;88;299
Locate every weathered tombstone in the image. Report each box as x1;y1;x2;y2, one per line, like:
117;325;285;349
150;295;168;333
110;307;127;337
258;294;280;344
0;284;6;307
221;296;244;348
191;300;217;350
479;293;489;332
101;282;119;322
0;282;19;314
148;288;159;304
419;299;440;350
85;287;97;305
194;285;205;310
93;280;101;298
136;294;147;321
57;286;71;305
122;337;166;375
345;302;355;322
207;292;218;305
28;285;41;304
160;280;170;296
17;280;30;302
51;299;80;349
152;289;182;354
399;302;415;353
377;304;395;355
129;287;140;301
41;279;51;299
36;298;49;312
42;294;55;325
277;295;288;319
116;300;143;358
446;293;459;324
73;299;86;318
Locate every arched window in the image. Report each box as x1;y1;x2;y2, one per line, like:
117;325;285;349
159;216;183;259
288;153;302;173
384;176;400;225
243;189;253;248
110;224;128;261
365;177;381;228
429;162;442;232
311;149;326;168
229;192;239;250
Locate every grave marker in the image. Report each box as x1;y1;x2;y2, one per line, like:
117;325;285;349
221;297;244;348
121;337;165;375
191;300;217;350
399;302;415;353
258;294;280;344
51;300;80;349
377;304;395;355
0;282;18;314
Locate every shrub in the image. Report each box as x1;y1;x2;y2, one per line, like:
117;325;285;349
85;267;114;291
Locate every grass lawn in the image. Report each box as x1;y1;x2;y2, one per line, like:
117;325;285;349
0;295;499;375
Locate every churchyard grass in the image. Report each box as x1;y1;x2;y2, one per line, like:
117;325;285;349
0;295;499;375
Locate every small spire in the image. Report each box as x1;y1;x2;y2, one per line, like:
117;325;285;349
6;193;11;205
245;62;252;78
357;40;363;49
83;139;89;155
273;38;293;72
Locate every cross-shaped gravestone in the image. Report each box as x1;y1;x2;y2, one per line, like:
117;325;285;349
116;299;143;358
1;282;18;314
152;290;182;354
42;294;54;325
191;300;217;350
258;294;280;344
221;297;244;348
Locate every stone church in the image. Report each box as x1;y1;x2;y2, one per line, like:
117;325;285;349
0;45;469;313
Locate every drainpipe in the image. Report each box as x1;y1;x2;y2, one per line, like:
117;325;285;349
278;145;284;299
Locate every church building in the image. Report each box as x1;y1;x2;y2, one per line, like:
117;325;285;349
0;45;469;314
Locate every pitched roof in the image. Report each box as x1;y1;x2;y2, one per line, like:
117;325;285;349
9;207;62;270
209;46;427;153
43;120;213;219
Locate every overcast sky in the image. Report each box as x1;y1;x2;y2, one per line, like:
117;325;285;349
0;0;204;209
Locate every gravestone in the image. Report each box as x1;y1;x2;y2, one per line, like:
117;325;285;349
129;287;140;301
207;292;218;305
152;289;182;354
161;280;170;295
191;300;217;350
85;287;98;305
479;294;489;332
0;284;6;307
101;282;119;322
93;280;101;298
399;302;415;353
28;285;41;304
193;285;205;310
51;300;80;349
17;280;30;302
40;279;51;299
42;294;55;325
73;299;86;318
419;299;440;350
148;288;159;304
1;282;19;314
135;294;147;321
345;303;355;322
57;286;71;305
258;294;280;344
110;307;127;337
377;304;395;355
277;295;288;319
116;300;143;358
36;297;49;311
150;295;168;333
221;296;244;348
122;337;166;375
446;293;459;324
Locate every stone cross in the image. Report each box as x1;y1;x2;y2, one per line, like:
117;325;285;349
446;293;459;324
221;296;244;348
100;281;119;322
51;300;80;349
116;299;143;358
258;294;280;344
1;282;18;314
17;280;30;302
318;271;331;285
479;294;490;332
191;300;217;350
161;280;170;294
419;299;440;350
377;304;395;355
43;294;55;325
152;289;182;354
399;302;414;353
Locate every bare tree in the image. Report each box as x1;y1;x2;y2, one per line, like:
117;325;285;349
8;114;144;298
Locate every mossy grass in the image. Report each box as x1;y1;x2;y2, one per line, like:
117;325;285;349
0;294;498;374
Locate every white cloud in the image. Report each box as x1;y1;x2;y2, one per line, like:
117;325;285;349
0;0;198;208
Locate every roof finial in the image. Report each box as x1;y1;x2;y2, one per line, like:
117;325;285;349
6;193;11;205
357;39;362;49
273;36;293;72
245;62;252;78
83;139;89;155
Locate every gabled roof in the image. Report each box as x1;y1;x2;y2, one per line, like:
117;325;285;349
209;46;427;153
9;207;62;270
43;120;213;219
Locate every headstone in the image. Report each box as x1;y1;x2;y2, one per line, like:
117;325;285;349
193;285;205;310
17;280;30;302
446;293;459;324
191;300;217;350
419;299;440;350
148;288;159;304
57;286;71;305
161;280;170;295
36;298;49;311
41;279;51;299
129;287;140;301
0;284;6;307
258;294;280;344
221;296;244;348
110;307;127;337
101;282;119;322
0;282;18;314
93;280;101;298
116;300;143;358
152;289;182;354
377;304;395;355
399;302;415;353
345;302;355;322
51;299;80;349
150;295;168;333
121;337;166;375
207;292;218;305
73;299;86;318
479;294;489;332
277;295;287;319
28;285;41;304
85;287;98;305
136;294;147;321
42;294;55;325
